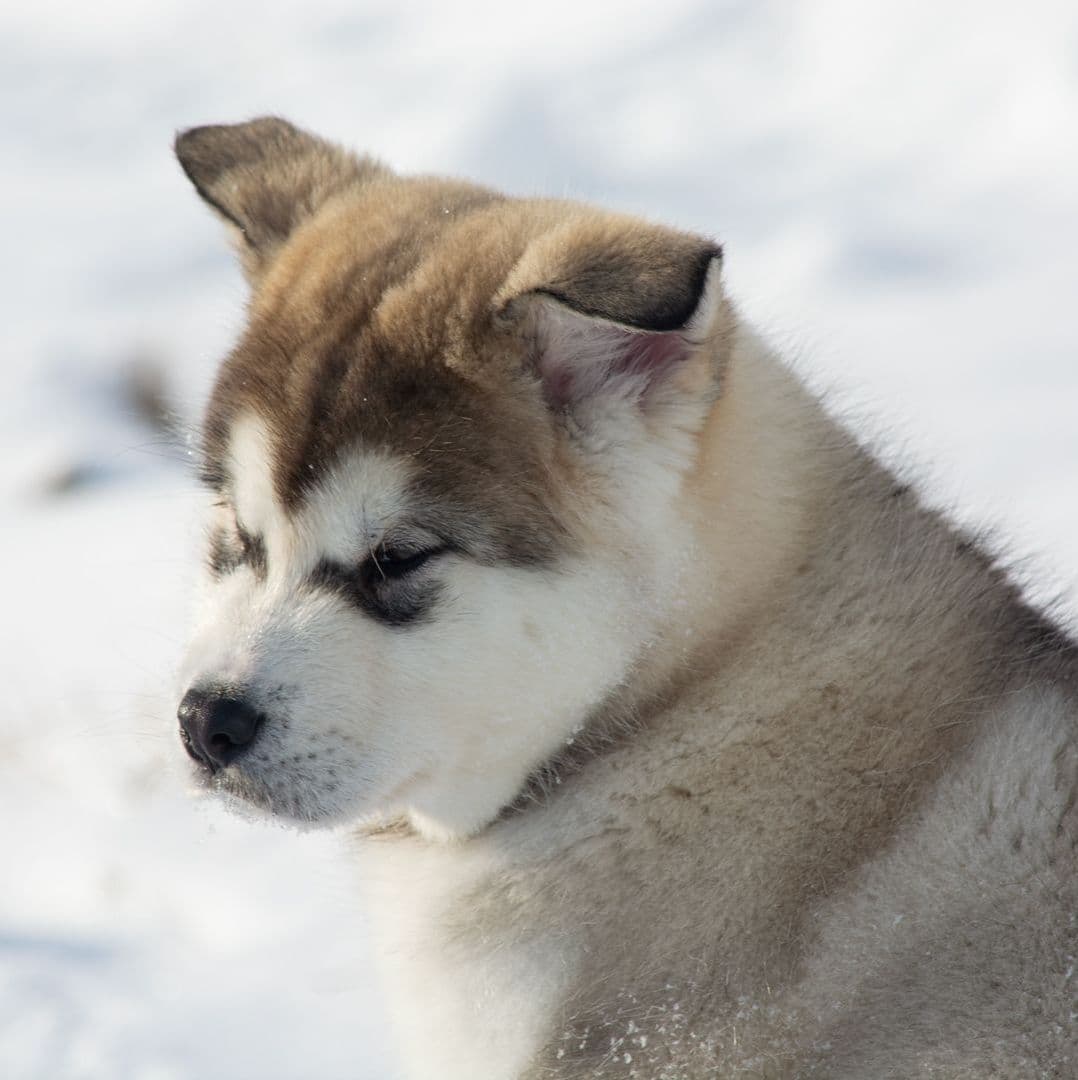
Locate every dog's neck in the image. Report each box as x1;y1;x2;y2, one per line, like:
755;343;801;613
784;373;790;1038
620;326;833;707
495;328;839;818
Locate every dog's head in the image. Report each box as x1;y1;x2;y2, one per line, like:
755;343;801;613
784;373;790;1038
174;117;729;840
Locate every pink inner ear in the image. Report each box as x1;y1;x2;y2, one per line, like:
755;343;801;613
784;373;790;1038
619;329;691;380
539;322;692;410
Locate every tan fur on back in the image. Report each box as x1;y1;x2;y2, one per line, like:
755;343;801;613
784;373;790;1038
174;119;1078;1079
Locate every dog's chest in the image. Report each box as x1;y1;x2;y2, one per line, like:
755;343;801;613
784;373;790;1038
358;835;574;1080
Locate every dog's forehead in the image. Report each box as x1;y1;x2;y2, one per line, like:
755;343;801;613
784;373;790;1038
202;186;548;501
221;405;568;570
200;186;582;566
208;341;565;555
227;414;411;553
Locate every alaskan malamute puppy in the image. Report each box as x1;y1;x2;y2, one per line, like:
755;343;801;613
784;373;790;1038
174;117;1077;1078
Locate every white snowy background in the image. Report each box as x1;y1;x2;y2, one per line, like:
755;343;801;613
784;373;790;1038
2;2;1076;1077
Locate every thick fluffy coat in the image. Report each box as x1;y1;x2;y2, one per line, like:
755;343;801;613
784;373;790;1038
174;118;1078;1078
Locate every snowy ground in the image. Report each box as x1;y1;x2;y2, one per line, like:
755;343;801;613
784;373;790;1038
2;2;1077;1077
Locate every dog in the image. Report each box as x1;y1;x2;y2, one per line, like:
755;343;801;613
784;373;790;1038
174;117;1077;1078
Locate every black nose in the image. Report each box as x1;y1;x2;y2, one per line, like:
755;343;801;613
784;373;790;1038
178;688;264;771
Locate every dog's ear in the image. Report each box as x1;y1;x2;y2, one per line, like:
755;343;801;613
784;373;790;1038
497;218;724;413
174;116;388;282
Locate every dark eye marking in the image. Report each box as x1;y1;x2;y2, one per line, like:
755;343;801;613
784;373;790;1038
207;520;267;580
310;544;448;627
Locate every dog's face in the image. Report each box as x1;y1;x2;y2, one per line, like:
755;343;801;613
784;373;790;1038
175;118;727;840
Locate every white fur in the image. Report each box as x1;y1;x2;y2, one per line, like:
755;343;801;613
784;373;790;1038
359;834;575;1080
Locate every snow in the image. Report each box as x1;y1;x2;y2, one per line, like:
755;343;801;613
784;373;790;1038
2;2;1076;1076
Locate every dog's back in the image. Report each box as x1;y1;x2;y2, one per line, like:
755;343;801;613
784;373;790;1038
174;118;1078;1078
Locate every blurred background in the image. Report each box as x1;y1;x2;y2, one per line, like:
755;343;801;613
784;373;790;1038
2;2;1076;1076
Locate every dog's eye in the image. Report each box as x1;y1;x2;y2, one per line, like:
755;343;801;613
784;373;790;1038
367;544;445;582
313;543;449;626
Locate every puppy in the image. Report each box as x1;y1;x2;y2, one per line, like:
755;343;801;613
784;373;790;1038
175;117;1078;1078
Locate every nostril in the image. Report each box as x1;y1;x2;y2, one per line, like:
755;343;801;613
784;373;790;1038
204;698;262;753
178;688;264;771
